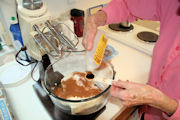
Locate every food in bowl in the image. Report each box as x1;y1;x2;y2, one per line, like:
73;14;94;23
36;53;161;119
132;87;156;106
44;53;114;115
50;71;108;114
53;72;102;100
51;71;109;114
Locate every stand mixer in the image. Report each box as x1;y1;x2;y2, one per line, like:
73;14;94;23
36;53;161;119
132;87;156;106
17;0;78;61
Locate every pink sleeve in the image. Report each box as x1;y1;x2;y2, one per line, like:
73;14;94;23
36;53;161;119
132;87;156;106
161;47;180;119
102;0;160;25
162;100;180;120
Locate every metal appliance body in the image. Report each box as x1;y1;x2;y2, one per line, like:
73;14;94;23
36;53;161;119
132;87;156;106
22;0;43;10
17;1;51;61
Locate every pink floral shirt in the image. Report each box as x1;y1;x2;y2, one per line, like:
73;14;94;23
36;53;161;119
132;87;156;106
102;0;180;119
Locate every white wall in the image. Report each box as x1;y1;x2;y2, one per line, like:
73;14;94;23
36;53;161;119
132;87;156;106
43;0;110;19
0;0;17;45
43;0;160;31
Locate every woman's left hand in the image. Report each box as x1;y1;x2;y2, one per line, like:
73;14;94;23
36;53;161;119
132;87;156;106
111;80;154;107
111;80;178;116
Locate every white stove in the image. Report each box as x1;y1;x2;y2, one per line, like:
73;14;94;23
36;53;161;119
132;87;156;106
98;23;159;56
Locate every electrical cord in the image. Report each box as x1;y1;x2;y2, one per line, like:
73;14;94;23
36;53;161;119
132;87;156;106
31;61;39;82
15;46;39;81
15;46;37;66
15;46;85;82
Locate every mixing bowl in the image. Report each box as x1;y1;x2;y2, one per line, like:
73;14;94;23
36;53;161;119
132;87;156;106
43;52;115;115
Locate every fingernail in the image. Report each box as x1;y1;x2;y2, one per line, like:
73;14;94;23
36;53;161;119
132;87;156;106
87;45;92;50
112;81;118;86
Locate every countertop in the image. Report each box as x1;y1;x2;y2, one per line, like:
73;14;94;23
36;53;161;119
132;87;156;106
0;37;152;120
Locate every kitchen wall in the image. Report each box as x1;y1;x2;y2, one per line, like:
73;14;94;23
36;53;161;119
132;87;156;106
43;0;160;32
43;0;110;20
134;20;160;32
0;0;17;45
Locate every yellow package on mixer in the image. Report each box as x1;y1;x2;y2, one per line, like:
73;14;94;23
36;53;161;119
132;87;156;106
86;31;108;71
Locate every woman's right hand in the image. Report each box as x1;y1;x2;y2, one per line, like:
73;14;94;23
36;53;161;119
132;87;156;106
82;10;107;50
82;15;98;50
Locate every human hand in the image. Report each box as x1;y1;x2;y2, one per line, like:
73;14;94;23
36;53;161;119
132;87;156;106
111;80;178;116
82;10;107;50
82;15;97;50
110;80;156;107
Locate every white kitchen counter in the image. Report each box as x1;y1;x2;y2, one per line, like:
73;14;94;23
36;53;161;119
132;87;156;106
1;38;152;120
5;78;52;120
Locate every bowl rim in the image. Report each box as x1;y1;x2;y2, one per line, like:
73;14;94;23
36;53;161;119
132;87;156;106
43;53;115;103
44;82;111;102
